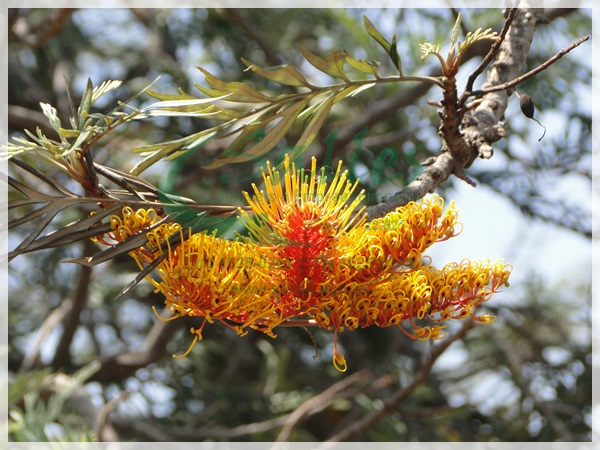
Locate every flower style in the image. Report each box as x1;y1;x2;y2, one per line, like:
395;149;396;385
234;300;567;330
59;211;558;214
96;154;511;371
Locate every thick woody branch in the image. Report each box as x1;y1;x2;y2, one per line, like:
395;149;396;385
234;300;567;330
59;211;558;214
461;8;546;162
365;152;459;218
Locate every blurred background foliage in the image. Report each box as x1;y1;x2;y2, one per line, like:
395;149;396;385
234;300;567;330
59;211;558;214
6;8;592;442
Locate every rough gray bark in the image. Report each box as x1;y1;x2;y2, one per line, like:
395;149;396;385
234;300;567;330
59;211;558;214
365;8;546;219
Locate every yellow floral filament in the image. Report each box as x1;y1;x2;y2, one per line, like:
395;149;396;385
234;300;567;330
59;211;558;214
94;153;512;372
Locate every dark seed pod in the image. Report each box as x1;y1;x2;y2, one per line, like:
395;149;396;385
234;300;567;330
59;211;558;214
520;93;535;119
518;92;546;141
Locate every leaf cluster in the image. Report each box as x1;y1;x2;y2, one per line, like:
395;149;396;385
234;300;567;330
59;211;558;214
420;12;498;76
9;363;100;442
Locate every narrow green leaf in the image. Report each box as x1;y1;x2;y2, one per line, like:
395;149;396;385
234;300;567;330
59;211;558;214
294;94;335;151
241;58;314;88
363;16;392;53
145;88;197;101
451;12;462;48
193;84;229;99
300;47;350;82
144;89;246;119
332;83;376;102
142;96;230;113
204;99;310;169
197;67;273;103
363;17;402;75
345;54;379;78
324;50;350;82
62;129;91;156
131;129;220;175
389;35;402;74
58;128;80;139
77;78;94;121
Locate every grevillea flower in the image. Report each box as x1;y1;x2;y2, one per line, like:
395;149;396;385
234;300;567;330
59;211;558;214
96;154;511;371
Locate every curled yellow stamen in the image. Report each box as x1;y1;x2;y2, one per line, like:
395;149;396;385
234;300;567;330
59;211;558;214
94;154;511;369
173;329;200;359
152;306;180;322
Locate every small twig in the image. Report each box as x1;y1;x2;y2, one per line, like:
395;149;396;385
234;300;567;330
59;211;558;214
273;369;370;445
468;34;591;97
94;390;131;440
224;9;282;67
301;326;321;360
90;315;179;382
461;3;520;103
51;240;95;370
321;321;475;444
20;298;73;371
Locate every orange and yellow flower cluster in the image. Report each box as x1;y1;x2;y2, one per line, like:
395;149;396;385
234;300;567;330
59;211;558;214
96;155;511;371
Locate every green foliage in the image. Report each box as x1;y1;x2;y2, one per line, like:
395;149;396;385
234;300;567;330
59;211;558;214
419;12;498;75
2;78;140;180
100;15;442;175
9;363;100;442
363;15;402;74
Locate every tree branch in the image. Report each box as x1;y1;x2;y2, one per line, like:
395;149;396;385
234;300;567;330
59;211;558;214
462;4;520;99
51;240;96;370
273;370;371;444
366;7;547;218
321;321;476;443
89;314;179;383
491;328;576;441
468;33;591;97
224;9;282;67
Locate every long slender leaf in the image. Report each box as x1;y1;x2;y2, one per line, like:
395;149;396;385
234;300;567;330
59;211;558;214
451;12;462;48
114;252;169;300
363;16;402;74
10;207;119;259
345;54;380;78
197;67;273;103
131;128;220;175
389;35;402;74
203;99;310;169
294;94;336;151
145;88;197;101
141;95;232;115
300;47;350;82
363;16;392;53
241;58;314;89
77;78;94;130
332;83;376;102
